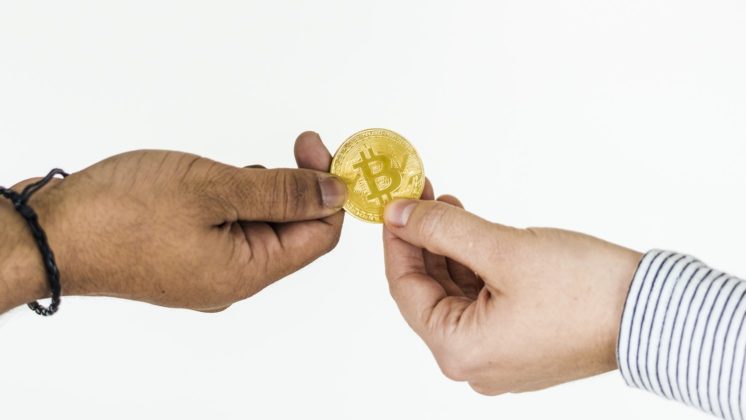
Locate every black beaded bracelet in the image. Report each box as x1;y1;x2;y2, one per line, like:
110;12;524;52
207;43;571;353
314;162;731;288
0;169;68;316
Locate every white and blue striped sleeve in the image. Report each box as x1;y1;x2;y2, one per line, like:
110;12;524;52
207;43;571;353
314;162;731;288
618;250;746;419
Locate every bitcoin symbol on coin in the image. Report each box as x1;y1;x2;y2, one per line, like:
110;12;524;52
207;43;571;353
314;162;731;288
331;128;425;223
352;148;402;205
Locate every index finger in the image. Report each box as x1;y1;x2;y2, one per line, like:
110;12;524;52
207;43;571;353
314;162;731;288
257;131;345;271
383;199;498;275
383;225;447;336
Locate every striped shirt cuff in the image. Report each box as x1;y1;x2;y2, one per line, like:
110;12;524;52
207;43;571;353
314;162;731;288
618;250;746;419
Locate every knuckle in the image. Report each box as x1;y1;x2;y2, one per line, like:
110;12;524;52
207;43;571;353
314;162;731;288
206;264;251;303
235;270;263;300
311;230;341;259
196;305;231;313
469;382;505;397
439;358;469;382
436;349;473;382
324;227;343;253
211;164;239;190
275;170;306;219
435;336;494;382
206;165;245;218
385;265;397;285
207;274;239;302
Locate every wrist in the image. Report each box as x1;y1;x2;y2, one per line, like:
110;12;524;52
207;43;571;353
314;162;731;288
0;196;48;313
606;247;645;371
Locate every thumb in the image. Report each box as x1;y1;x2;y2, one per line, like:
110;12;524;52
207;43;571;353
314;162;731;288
208;166;347;223
383;199;496;274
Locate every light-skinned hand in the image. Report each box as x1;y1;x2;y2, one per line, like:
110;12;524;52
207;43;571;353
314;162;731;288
382;187;642;394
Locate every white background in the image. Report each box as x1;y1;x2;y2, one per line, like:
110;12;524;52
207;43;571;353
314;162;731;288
1;1;745;419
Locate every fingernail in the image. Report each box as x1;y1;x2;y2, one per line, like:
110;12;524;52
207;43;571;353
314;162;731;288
319;176;347;208
384;200;417;227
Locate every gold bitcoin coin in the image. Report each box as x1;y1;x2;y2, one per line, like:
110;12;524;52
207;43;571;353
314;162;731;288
331;128;425;223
